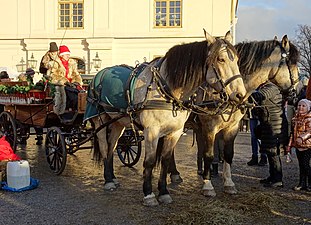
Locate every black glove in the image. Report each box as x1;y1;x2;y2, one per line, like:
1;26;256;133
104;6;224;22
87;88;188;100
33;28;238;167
72;82;80;87
251;92;264;104
64;81;71;87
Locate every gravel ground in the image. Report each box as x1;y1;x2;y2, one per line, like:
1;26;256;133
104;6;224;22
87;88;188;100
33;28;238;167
1;131;311;225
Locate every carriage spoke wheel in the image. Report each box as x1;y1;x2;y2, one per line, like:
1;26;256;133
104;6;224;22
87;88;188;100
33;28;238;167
117;130;142;167
0;111;17;152
45;127;67;175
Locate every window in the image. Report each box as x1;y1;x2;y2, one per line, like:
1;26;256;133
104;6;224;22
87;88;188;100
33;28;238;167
58;0;84;29
154;0;182;28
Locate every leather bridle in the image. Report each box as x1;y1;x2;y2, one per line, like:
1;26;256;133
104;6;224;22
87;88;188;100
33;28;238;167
269;45;297;90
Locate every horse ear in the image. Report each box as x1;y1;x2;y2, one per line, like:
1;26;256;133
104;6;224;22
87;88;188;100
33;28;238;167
281;35;290;52
203;28;216;45
224;31;233;44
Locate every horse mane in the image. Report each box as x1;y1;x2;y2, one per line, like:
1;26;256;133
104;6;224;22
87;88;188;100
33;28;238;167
235;40;300;76
288;42;300;65
164;39;236;90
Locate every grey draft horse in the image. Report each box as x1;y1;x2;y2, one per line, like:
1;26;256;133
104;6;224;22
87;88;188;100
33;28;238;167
85;30;247;206
168;35;300;196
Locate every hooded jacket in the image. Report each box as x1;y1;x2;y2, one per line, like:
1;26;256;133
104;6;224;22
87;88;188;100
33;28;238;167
252;82;287;149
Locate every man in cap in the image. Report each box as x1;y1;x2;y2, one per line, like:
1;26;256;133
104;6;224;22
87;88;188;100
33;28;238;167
39;42;59;78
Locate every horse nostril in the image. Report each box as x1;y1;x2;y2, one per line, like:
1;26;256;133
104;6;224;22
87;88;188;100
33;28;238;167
229;92;244;103
236;93;243;100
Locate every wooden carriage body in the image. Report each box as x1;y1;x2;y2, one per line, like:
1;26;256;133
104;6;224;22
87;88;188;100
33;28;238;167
0;81;87;127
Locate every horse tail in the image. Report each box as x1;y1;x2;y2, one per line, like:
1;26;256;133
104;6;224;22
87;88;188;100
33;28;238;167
156;137;164;167
93;134;102;166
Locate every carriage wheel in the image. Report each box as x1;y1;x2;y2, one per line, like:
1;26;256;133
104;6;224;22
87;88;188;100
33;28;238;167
45;127;67;175
0;111;17;152
116;130;142;167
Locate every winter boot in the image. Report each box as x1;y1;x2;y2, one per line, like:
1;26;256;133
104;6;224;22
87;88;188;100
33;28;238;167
247;156;258;166
293;175;307;191
258;155;267;166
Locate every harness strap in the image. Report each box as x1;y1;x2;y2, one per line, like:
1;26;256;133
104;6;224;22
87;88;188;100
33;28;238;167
139;100;176;110
223;74;243;87
94;114;125;135
151;65;187;110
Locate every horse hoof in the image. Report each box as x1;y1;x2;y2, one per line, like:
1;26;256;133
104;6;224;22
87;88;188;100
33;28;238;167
113;178;120;187
158;194;173;204
170;174;183;184
104;182;117;191
224;186;238;195
201;189;216;197
143;193;159;207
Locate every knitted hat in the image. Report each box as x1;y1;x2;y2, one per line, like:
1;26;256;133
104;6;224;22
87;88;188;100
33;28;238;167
59;45;71;56
298;99;311;112
0;71;9;79
25;68;35;76
49;42;58;52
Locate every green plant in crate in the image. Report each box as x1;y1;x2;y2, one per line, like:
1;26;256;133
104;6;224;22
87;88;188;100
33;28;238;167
0;84;8;93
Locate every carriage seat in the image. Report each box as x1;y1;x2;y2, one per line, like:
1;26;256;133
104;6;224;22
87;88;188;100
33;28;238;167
59;111;78;125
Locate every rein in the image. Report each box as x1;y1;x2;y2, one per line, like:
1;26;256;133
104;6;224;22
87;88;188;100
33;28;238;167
142;42;243;118
188;85;243;121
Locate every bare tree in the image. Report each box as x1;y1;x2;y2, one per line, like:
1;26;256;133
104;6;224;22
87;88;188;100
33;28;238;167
294;24;311;77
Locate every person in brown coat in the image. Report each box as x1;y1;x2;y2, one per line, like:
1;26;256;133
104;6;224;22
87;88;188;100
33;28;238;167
288;99;311;191
47;45;82;116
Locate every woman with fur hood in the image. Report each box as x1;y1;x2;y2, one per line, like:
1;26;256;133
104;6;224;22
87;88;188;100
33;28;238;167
47;45;82;116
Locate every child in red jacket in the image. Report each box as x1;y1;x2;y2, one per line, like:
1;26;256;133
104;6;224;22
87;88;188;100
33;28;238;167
288;99;311;191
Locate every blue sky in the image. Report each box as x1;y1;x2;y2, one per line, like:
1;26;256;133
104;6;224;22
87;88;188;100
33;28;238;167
236;0;311;42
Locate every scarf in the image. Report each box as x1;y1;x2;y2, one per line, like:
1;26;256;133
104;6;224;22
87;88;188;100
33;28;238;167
61;58;71;82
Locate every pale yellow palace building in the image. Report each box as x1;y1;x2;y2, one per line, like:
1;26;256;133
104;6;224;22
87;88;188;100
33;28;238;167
0;0;239;76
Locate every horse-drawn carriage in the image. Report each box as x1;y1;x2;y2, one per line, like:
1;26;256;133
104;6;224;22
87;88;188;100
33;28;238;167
0;30;299;207
0;78;143;175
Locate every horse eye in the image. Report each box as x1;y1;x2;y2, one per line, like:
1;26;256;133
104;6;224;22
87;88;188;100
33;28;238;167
218;57;225;63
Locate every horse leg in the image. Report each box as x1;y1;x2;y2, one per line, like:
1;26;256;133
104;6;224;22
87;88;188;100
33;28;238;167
168;148;183;184
92;116;114;190
158;131;183;204
142;128;160;206
104;123;125;191
195;125;205;175
200;122;216;197
222;128;239;195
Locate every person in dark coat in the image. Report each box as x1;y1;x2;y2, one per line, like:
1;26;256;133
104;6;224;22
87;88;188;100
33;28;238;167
0;71;9;80
252;81;288;188
39;42;59;77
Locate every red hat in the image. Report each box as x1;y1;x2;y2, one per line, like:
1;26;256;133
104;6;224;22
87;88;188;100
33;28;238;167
59;45;71;56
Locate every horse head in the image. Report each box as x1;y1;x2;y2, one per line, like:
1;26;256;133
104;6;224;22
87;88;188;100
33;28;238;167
268;35;300;93
204;30;246;104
